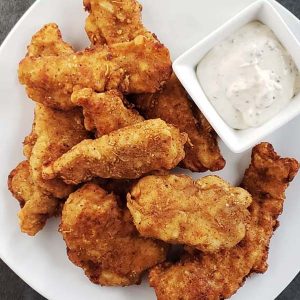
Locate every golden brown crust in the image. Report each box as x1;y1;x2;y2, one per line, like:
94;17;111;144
25;23;76;110
27;104;89;198
149;143;299;300
128;175;252;252
26;23;74;57
71;88;144;136
84;0;151;45
133;74;225;172
8;161;59;236
240;142;299;272
60;183;167;286
43;119;187;183
19;35;172;96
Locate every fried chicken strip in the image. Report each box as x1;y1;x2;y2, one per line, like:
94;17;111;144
60;183;167;286
71;88;144;136
43;119;187;184
133;74;225;172
24;104;89;199
128;175;252;252
25;23;76;110
84;0;150;45
149;143;299;300
9;105;88;235
8;161;59;236
19;35;172;97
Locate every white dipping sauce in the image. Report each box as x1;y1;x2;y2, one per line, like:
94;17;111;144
197;21;299;129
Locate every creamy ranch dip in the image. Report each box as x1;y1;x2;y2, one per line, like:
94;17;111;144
197;21;299;129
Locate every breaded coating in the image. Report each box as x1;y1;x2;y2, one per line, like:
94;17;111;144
71;88;144;136
26;23;76;110
240;143;299;272
24;104;89;198
84;0;150;45
8;161;59;236
149;143;299;300
133;74;225;172
26;23;74;57
128;175;252;252
84;1;223;172
19;35;172;96
43;119;187;184
60;183;167;286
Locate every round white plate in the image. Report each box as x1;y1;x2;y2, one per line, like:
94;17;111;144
0;0;299;299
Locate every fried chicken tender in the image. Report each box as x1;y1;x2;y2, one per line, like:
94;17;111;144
128;175;252;252
10;105;88;234
149;143;299;300
25;23;76;110
71;88;144;136
133;74;225;172
8;161;59;236
43;119;187;184
240;142;299;272
19;35;172;97
60;183;167;286
84;0;150;45
24;104;89;199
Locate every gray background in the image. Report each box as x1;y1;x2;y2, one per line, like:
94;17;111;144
0;0;299;299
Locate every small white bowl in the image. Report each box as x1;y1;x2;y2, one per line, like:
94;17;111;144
173;0;300;153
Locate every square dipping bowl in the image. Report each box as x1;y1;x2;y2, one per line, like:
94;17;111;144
173;0;300;153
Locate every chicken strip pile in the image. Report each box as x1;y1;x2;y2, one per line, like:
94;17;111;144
84;0;150;45
71;88;144;136
84;0;225;173
43;119;187;183
84;1;225;173
128;175;252;252
133;74;225;172
25;23;76;110
60;183;167;286
19;35;172;97
149;143;299;300
8;161;58;236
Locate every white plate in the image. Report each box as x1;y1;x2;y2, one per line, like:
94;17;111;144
0;0;299;299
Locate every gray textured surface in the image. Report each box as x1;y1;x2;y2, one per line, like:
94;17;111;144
0;0;299;299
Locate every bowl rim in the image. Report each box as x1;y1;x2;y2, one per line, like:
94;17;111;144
173;0;300;153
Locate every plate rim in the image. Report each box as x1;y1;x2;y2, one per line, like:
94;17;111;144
0;0;299;299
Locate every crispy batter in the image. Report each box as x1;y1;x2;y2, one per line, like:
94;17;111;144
71;88;144;136
240;143;299;272
60;183;167;286
43;119;187;183
24;104;89;198
19;35;172;97
26;23;76;110
84;0;150;45
128;175;252;252
8;161;59;236
9;104;88;234
133;74;225;172
149;143;299;300
26;23;74;57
